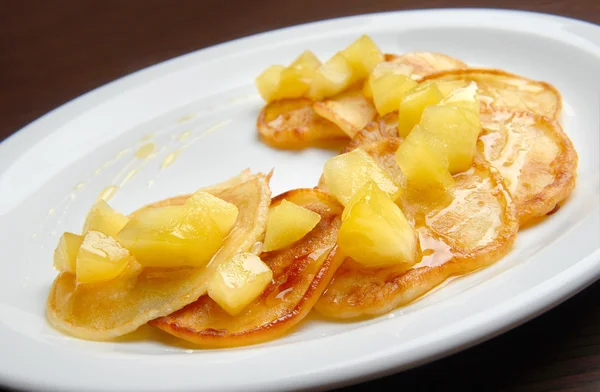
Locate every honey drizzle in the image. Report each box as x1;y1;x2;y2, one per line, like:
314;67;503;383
480;112;531;194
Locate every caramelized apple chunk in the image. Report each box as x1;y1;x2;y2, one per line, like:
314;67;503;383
275;50;322;100
186;190;239;235
308;53;354;100
371;74;418;115
363;59;413;99
116;204;223;268
420;83;482;174
395;125;454;190
397;81;444;137
255;51;321;102
340;35;384;81
262;199;321;252
257;35;383;103
76;231;134;284
420;105;480;174
322;148;400;206
255;65;285;102
338;182;417;267
82;200;129;238
53;232;84;274
207;252;273;316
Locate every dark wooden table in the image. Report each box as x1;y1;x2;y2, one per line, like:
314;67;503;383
1;1;599;391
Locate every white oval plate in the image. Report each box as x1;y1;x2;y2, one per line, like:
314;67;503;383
0;8;599;392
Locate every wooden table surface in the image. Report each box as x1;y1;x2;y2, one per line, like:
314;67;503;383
1;1;599;391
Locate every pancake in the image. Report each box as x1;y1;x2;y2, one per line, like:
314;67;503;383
315;139;518;319
479;110;577;225
257;98;347;149
422;69;562;119
46;172;271;340
384;52;468;81
150;188;344;347
343;112;400;153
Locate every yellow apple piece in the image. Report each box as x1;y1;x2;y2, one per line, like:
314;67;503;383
420;104;481;174
82;200;129;238
207;252;273;316
363;60;413;99
116;205;223;268
76;231;134;284
255;65;285;102
322;147;400;206
338;182;417;267
371;73;418;115
262;199;321;252
185;190;239;235
275;50;322;100
53;232;84;274
397;81;444;137
395;125;454;190
308;53;354;100
340;34;384;81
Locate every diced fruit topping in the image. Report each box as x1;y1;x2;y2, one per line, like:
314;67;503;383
82;200;129;238
262;199;321;252
255;65;285;102
371;74;418;115
420;102;481;174
53;232;83;274
397;81;444;137
363;60;413;99
341;180;376;221
116;204;224;268
185;191;239;235
338;182;417;267
323;148;400;206
275;50;322;100
76;231;133;284
308;53;354;100
395;125;454;190
340;35;384;81
256;35;385;103
207;252;273;316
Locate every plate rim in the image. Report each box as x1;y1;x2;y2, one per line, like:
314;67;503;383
1;7;599;392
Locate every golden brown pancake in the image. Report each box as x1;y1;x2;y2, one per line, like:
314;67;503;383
257;98;347;149
422;69;562;119
479;110;577;225
150;189;344;347
343;112;400;153
384;52;468;81
46;172;271;340
315;139;518;319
